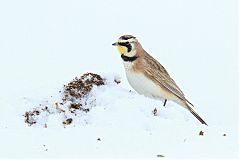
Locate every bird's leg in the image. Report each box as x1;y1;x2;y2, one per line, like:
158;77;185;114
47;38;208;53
163;99;167;107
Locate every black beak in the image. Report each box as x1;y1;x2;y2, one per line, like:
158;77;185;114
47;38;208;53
112;42;118;46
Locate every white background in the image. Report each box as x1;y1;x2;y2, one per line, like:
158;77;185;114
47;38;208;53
0;0;238;158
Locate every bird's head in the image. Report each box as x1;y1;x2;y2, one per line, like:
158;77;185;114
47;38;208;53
112;35;138;57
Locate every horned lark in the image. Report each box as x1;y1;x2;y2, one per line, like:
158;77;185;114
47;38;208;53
112;35;207;125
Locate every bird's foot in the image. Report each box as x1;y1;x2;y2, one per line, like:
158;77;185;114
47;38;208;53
152;108;158;116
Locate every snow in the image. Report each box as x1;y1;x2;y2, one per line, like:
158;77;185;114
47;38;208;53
0;0;238;159
0;73;238;158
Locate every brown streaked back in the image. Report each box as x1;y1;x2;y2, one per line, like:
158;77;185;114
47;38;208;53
140;50;194;107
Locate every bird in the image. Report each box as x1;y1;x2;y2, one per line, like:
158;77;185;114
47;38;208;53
112;35;207;125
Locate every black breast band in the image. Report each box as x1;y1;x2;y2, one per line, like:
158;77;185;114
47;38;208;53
121;55;138;62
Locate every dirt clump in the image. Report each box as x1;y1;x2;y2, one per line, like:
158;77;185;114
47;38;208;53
24;73;110;127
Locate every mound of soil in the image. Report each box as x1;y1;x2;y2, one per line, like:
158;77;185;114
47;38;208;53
24;72;119;127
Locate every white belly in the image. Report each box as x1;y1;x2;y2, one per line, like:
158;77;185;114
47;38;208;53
124;62;166;101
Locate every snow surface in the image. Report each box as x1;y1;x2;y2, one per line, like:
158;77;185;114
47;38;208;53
0;0;238;159
0;73;238;158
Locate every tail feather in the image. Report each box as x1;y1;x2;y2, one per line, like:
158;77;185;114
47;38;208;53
182;101;208;125
189;109;208;125
170;99;207;125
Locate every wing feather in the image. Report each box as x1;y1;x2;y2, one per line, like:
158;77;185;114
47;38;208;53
143;53;193;105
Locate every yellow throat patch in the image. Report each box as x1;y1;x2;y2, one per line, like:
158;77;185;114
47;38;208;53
117;46;127;54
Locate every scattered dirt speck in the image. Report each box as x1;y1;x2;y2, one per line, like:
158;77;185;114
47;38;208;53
157;154;165;158
24;110;40;126
24;106;50;126
199;130;204;136
63;118;73;125
43;144;48;151
114;79;121;84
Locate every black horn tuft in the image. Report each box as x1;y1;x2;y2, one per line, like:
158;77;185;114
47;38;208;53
120;35;136;40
